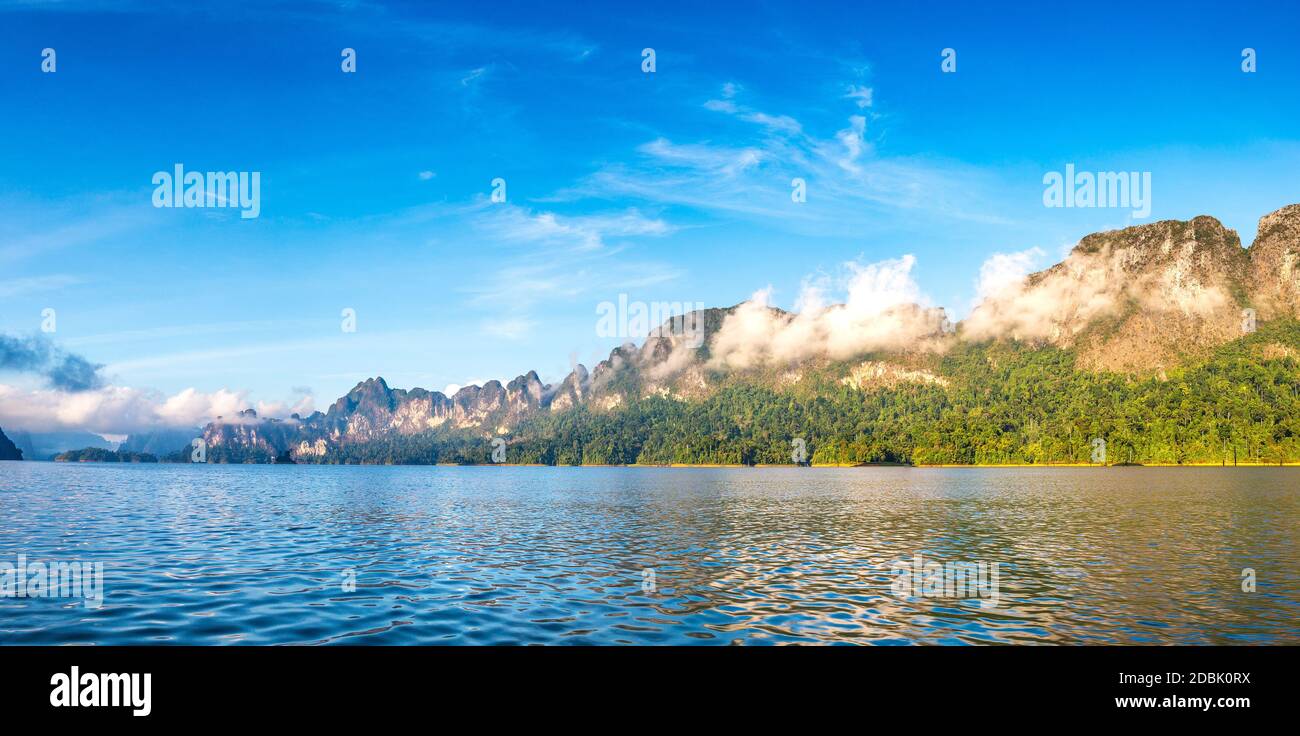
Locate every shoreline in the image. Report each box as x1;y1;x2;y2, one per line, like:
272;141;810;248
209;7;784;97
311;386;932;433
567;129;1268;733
9;459;1298;468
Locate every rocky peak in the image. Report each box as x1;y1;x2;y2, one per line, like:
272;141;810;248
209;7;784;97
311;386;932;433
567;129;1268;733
1062;215;1248;285
1247;203;1300;319
504;371;545;410
330;377;396;418
969;213;1257;372
1254;203;1300;244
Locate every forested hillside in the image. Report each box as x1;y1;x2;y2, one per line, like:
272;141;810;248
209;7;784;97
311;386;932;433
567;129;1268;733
173;320;1300;466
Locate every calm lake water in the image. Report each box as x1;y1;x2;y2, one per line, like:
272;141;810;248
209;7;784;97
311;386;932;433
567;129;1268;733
0;462;1296;645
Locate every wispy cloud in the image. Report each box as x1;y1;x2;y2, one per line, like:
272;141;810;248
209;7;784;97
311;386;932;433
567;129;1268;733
478;205;672;252
564;82;1018;231
844;84;874;109
481;317;537;341
462;204;681;325
703;96;802;135
0;199;153;265
401;18;598;61
61;319;321;349
0;274;84;299
460;65;492;87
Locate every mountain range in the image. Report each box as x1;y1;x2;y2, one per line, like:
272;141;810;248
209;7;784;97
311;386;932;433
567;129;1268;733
155;203;1300;467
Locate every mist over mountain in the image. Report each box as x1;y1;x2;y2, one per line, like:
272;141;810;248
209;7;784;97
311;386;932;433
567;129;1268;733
172;205;1300;466
7;429;117;462
965;215;1250;371
119;427;203;456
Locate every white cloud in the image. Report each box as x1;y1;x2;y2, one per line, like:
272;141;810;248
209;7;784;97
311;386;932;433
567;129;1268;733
0;274;84;299
708;255;950;369
442;379;490;397
564;84;1016;232
962;233;1233;344
0;383;314;434
460;66;490;87
254;390;316;419
465;204;681;312
157;387;251;425
0;198;153;266
482;317;536;341
703;98;738;114
480;205;671;252
834;115;868;174
844;84;874;109
639;137;767;178
974;247;1046;304
704;86;803;134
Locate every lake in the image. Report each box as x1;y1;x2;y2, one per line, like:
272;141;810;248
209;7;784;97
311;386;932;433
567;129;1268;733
0;462;1296;645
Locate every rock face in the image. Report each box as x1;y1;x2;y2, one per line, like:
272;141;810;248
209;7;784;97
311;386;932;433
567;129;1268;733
305;372;549;442
1248;204;1300;320
841;361;948;390
192;205;1300;460
196;311;728;461
0;426;23;461
965;211;1300;372
1064;216;1252;371
202;409;303;460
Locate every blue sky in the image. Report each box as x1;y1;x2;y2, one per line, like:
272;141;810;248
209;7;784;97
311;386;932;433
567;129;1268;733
2;0;1299;433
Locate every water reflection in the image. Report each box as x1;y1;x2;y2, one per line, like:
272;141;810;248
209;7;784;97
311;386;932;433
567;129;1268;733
0;464;1296;645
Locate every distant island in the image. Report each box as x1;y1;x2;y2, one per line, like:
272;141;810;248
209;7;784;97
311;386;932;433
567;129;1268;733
55;447;158;463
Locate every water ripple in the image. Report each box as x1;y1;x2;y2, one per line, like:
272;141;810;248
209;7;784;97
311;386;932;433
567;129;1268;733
0;463;1297;645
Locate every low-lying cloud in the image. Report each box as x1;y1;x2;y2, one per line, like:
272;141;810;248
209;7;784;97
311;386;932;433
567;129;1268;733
705;229;1238;372
707;255;952;369
0;383;315;435
962;237;1232;344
